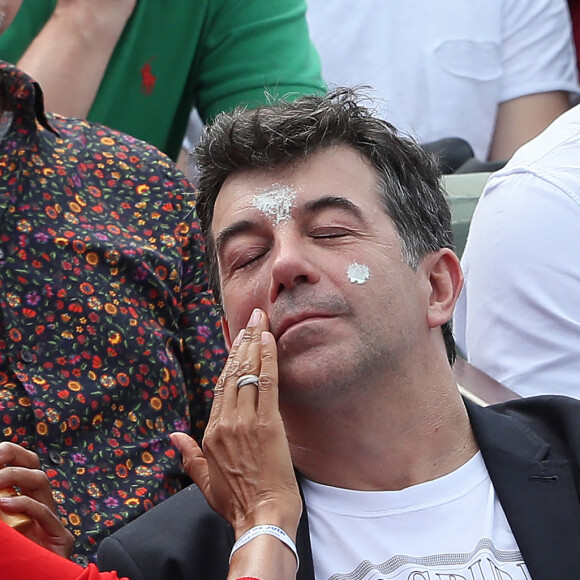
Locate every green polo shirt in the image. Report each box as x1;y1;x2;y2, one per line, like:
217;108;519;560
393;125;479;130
0;0;325;159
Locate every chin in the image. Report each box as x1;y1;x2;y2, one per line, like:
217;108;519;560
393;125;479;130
278;355;351;405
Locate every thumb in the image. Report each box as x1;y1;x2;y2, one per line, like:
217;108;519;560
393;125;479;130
170;432;210;496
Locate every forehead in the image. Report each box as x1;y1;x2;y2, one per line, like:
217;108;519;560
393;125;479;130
212;146;381;231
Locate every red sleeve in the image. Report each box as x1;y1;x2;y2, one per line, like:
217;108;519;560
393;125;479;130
0;521;126;580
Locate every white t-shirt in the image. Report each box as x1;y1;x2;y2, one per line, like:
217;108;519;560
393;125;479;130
301;452;528;580
304;0;579;160
455;103;580;399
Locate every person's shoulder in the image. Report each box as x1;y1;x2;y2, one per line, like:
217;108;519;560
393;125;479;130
466;395;580;466
490;393;580;413
46;114;180;164
486;395;580;447
46;113;191;184
485;104;580;187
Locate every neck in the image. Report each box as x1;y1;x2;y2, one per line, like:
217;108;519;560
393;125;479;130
283;365;478;491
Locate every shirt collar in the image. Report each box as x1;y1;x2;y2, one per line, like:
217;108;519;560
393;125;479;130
0;60;58;135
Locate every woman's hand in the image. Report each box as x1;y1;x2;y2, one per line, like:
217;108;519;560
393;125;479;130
0;442;74;559
171;308;302;537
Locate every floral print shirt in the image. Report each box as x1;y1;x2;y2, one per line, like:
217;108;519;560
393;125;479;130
0;62;226;564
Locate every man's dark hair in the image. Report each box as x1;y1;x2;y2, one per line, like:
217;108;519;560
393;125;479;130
194;88;457;364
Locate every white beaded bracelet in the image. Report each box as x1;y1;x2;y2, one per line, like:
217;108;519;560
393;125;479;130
229;524;300;571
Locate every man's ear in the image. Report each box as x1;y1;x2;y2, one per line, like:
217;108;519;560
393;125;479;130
423;248;463;329
222;316;232;351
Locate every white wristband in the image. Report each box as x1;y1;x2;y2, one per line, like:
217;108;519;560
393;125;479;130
229;524;300;571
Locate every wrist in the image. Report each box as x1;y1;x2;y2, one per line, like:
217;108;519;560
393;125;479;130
230;525;300;572
233;497;302;541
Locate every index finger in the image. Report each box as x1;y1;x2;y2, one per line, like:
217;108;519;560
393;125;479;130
0;443;40;470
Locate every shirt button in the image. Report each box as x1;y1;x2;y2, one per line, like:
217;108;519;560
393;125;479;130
72;555;89;567
20;348;34;363
20;349;34;363
49;450;63;465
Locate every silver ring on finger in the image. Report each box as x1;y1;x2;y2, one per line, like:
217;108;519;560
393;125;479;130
236;374;260;390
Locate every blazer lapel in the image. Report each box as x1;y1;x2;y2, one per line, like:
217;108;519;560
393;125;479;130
467;401;580;580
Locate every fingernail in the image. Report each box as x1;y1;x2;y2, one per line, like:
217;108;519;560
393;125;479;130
233;328;245;346
169;434;181;453
247;308;262;327
0;497;12;504
261;331;273;345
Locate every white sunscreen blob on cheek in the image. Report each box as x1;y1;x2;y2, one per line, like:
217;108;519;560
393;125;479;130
251;184;296;224
347;262;370;284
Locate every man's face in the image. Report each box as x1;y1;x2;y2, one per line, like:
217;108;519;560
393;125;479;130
213;146;431;405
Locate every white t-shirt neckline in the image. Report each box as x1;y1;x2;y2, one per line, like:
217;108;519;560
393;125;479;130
301;450;488;515
301;452;529;580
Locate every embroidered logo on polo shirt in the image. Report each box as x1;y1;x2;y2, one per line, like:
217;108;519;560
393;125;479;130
140;58;157;95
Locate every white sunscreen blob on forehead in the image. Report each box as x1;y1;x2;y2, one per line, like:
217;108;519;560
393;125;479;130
347;262;370;284
251;183;296;224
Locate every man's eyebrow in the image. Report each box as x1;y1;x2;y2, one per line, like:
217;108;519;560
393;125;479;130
215;196;364;251
300;195;365;220
215;220;259;253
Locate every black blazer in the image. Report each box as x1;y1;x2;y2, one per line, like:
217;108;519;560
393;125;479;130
98;396;580;580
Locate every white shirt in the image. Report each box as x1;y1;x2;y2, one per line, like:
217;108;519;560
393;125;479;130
302;452;528;580
455;103;580;398
304;0;579;160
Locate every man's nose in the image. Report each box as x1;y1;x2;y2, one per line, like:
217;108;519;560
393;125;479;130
269;235;320;302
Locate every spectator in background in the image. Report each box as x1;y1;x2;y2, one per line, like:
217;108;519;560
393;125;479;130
0;0;325;161
302;0;579;162
0;0;225;563
455;103;580;400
